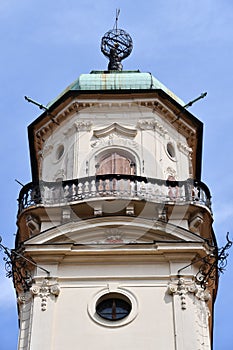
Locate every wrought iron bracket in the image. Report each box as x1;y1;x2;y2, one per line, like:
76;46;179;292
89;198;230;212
0;235;50;293
178;233;232;288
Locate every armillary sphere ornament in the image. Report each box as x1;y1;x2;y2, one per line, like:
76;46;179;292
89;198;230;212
101;9;133;71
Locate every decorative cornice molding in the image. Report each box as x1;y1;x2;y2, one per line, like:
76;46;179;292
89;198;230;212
167;278;210;310
75;121;92;131
63;121;92;136
137;119;168;137
39;144;53;158
91;135;139;149
93;123;137;139
177;141;192;156
30;279;60;311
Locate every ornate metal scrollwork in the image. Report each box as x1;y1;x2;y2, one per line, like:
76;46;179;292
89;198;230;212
0;236;49;293
178;233;232;289
195;233;232;288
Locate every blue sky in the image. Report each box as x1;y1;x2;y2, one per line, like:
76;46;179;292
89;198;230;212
0;1;233;349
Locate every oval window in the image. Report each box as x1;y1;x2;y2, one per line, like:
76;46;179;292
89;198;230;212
167;143;175;158
96;293;132;321
56;144;64;160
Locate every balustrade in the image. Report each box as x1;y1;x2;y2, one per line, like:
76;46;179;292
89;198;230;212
17;175;211;214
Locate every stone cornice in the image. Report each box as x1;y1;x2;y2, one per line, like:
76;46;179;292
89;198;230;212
34;98;196;149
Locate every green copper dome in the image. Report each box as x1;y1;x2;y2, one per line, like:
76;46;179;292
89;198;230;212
47;70;184;107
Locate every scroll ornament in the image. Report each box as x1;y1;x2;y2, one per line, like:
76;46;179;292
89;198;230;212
30;279;60;311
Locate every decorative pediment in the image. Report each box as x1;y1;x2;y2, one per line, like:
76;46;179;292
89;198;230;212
93;123;137;139
25;217;204;246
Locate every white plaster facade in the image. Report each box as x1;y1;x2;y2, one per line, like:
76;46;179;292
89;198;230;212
41;101;191;182
16;72;215;350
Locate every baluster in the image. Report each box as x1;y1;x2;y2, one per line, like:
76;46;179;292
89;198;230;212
55;185;60;203
179;185;184;201
59;185;65;203
78;183;83;199
160;183;167;201
25;189;29;207
199;188;205;204
136;180;140;197
91;180;97;197
184;181;192;202
130;180;135;197
121;179;125;196
98;179;103;195
115;178;120;196
84;181;90;198
71;183;77;200
168;185;179;201
109;178;113;194
102;179;107;195
64;184;70;198
152;182;157;199
119;179;124;195
193;186;199;201
126;179;131;196
147;182;152;200
105;179;110;194
46;186;53;204
122;179;128;196
140;181;146;197
41;186;47;204
47;186;53;203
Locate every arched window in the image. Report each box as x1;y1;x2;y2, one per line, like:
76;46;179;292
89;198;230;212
96;151;136;175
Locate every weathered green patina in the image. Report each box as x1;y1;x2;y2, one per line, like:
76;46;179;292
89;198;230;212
47;70;184;107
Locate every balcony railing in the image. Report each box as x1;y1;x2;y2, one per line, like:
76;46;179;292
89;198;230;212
17;174;212;215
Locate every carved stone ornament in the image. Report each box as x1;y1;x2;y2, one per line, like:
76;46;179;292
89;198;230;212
30;279;60;311
40;144;53;158
53;169;65;181
93;123;137;139
177;141;192;156
167;278;210;310
17;291;32;305
166;167;176;178
75;121;92;131
91;135;139;149
137;119;168;137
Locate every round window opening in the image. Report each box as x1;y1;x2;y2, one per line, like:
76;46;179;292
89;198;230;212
167;143;175;158
56;144;64;160
96;293;132;321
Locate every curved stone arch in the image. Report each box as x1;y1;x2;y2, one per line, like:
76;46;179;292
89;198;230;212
87;145;142;178
25;216;205;245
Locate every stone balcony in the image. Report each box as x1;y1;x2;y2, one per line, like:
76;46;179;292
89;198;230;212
17;174;212;215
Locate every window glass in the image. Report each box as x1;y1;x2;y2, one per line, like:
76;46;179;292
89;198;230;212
96;293;132;321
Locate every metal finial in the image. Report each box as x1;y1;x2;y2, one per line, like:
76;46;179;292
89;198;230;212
101;10;133;71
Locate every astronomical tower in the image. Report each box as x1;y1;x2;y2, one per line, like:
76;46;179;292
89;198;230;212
15;19;217;350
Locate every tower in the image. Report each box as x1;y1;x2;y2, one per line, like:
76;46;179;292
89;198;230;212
15;24;216;350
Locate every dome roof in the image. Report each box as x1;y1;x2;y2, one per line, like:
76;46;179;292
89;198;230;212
47;70;184;107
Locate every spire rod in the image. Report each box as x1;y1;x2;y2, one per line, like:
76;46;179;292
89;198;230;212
113;8;120;31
